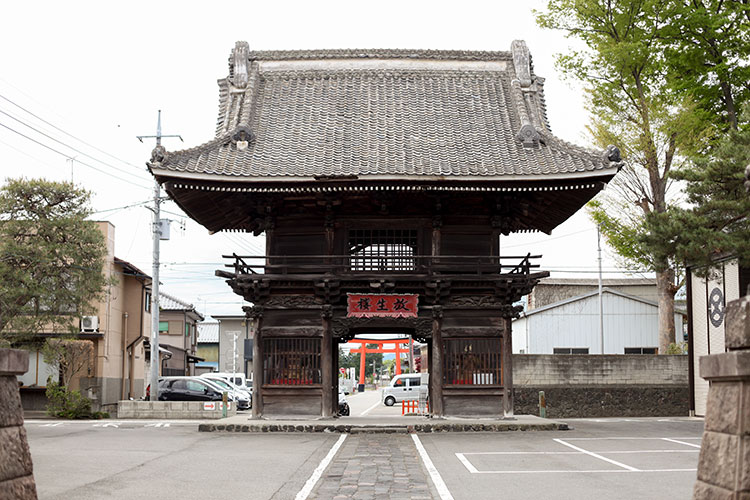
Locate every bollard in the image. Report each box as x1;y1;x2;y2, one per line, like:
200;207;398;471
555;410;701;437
222;391;228;418
539;391;546;418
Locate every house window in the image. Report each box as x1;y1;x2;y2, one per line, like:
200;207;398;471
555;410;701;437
262;338;321;385
145;292;151;313
553;348;589;354
624;347;658;354
444;338;502;386
159;321;169;333
348;229;418;271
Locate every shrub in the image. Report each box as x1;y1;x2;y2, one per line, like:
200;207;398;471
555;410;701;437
45;380;92;419
666;342;688;355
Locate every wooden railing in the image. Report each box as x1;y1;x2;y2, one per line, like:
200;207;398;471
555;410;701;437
221;253;540;278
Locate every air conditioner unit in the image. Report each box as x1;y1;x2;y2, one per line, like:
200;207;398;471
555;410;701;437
80;316;99;333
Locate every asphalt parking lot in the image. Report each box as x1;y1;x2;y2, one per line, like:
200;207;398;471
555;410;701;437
24;390;704;499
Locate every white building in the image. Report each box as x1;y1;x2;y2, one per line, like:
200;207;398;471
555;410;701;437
687;257;749;416
513;288;685;355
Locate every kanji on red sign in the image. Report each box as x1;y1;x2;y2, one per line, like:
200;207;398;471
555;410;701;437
346;294;419;318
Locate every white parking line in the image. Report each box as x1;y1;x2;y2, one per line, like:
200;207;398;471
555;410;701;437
295;434;347;500
412;434;454;500
553;439;640;471
359;401;381;417
662;438;702;449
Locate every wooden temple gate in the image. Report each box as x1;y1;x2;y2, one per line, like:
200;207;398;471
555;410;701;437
148;42;622;418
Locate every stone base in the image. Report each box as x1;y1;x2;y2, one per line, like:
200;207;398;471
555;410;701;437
514;385;689;418
0;349;37;500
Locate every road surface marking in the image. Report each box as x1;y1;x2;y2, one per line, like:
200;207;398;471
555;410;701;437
412;434;454;500
662;438;702;449
295;434;347;500
41;423;63;427
93;423;119;428
359;400;381;417
554;439;639;471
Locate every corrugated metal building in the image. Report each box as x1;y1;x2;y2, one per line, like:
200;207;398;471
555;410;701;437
513;288;685;355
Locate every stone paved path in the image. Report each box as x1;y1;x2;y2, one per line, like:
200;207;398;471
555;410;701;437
309;434;435;500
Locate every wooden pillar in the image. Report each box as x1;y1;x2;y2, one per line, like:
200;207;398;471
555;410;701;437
246;306;264;419
358;343;366;392
395;348;401;375
321;305;333;417
430;306;444;417
502;317;514;418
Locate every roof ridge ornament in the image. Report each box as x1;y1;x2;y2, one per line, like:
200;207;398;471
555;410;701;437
511;40;532;88
604;144;622;164
231;41;250;89
231;124;254;151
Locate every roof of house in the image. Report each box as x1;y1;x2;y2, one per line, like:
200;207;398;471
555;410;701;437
519;287;687;318
197;322;219;343
149;41;622;184
159;292;205;321
114;257;151;280
536;278;656;287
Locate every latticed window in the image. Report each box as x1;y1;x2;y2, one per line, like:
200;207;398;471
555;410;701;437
444;338;502;386
262;338;321;385
348;229;418;271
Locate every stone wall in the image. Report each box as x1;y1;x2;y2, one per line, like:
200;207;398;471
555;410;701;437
0;349;37;499
512;354;689;418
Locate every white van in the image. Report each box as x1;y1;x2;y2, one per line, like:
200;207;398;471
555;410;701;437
200;372;249;391
382;373;428;406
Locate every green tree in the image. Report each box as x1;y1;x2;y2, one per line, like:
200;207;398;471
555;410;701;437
537;0;699;352
0;178;109;345
337;344;383;378
659;0;750;133
671;123;750;269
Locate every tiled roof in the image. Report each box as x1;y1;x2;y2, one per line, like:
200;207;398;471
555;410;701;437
539;278;656;286
197;322;219;343
150;41;621;182
159;292;194;311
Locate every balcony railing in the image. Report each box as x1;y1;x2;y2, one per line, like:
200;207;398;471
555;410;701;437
221;253;541;278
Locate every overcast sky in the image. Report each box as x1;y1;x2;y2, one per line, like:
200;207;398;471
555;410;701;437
0;1;643;320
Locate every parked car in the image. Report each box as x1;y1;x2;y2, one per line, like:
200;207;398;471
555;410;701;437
202;376;252;410
382;374;428;406
157;376;251;410
156;377;224;403
338;388;350;416
200;372;249;391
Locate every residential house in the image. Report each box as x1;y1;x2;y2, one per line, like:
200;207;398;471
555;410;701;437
196;321;219;374
213;315;254;379
513;287;685;355
18;222;152;412
156;292;204;376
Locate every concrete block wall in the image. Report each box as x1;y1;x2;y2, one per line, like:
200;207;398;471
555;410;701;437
117;400;237;419
513;354;688;386
512;354;689;418
0;349;37;499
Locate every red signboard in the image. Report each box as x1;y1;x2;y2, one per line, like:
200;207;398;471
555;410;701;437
346;293;419;318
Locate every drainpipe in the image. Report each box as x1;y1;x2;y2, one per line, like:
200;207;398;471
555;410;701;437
121;312;129;400
128;283;146;398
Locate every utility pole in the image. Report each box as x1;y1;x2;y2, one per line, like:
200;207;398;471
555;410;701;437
137;110;182;401
597;223;605;354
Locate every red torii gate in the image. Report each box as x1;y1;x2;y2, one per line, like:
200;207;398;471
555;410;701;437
345;338;411;392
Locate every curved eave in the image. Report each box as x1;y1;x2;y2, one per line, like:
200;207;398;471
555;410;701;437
150;165;620;185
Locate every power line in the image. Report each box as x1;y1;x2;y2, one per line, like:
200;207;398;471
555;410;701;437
0;121;150;190
0;108;150;184
92;199;152;215
0;92;143;170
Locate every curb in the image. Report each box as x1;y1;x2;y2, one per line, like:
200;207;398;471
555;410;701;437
197;422;569;433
